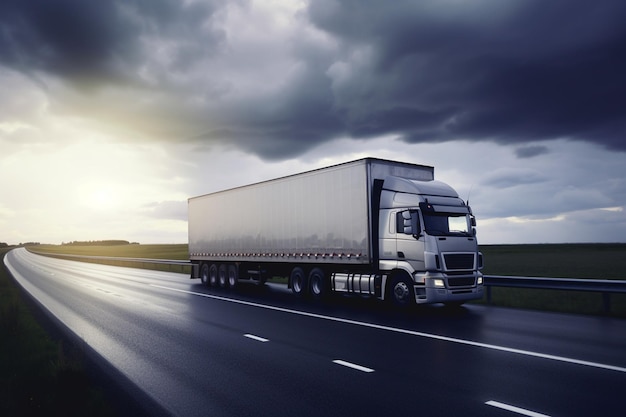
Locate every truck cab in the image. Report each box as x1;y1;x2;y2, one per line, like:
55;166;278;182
379;176;484;306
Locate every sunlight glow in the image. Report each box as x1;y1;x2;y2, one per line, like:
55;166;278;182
82;185;121;211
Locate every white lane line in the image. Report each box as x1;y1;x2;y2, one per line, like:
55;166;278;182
486;400;551;417
333;360;375;373
244;334;269;343
150;284;626;374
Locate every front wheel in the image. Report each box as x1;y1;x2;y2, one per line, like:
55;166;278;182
389;274;414;308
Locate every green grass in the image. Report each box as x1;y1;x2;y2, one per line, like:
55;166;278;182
1;247;115;416
480;243;626;279
31;243;191;274
32;243;189;260
479;244;626;317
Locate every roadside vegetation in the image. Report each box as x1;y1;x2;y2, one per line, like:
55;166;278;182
479;243;626;316
30;243;190;274
0;247;115;416
32;242;188;259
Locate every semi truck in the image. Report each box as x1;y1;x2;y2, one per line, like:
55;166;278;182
188;158;483;307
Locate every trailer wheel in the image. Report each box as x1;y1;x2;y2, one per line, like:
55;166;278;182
309;268;326;299
209;264;218;287
290;267;308;296
200;263;210;286
389;273;414;308
227;264;238;289
218;264;228;288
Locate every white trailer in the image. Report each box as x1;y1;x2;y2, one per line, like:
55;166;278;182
188;158;483;306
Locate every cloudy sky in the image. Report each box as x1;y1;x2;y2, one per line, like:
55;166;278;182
1;0;625;245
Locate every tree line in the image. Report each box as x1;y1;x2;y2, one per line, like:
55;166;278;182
61;240;136;246
1;242;40;248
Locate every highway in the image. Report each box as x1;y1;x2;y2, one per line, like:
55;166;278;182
5;248;626;416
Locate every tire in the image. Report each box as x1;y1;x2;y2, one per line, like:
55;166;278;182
209;264;218;287
218;264;228;288
389;274;414;308
200;263;210;286
227;264;238;289
290;267;308;296
308;268;326;299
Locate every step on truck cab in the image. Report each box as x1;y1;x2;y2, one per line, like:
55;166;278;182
189;158;483;307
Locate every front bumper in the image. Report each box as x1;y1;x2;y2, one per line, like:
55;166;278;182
413;272;484;304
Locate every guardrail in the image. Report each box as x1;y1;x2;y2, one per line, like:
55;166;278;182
484;275;626;314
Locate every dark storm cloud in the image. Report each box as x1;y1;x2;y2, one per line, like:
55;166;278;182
309;0;626;151
1;0;127;83
0;0;224;86
1;0;625;159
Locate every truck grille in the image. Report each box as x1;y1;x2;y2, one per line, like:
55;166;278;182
443;253;474;270
447;277;476;287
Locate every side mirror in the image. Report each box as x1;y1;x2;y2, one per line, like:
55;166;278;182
397;210;421;238
402;211;413;234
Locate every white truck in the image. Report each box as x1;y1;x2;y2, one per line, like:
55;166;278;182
188;158;484;307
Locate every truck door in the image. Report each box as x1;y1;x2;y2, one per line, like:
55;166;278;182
395;209;426;271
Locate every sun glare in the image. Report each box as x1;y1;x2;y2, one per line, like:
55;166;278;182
83;186;120;211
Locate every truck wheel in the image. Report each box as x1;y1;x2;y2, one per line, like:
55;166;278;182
218;264;228;288
389;274;414;308
227;264;238;289
309;268;326;299
290;267;308;296
200;263;210;286
209;264;218;287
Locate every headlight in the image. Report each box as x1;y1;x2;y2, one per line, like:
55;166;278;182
477;276;483;285
433;279;445;288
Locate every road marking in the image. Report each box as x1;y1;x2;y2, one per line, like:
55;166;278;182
485;400;551;417
244;334;269;342
333;360;375;373
150;284;626;374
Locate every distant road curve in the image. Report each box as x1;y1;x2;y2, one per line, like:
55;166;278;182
5;248;626;416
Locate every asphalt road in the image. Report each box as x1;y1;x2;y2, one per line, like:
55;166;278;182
5;248;626;416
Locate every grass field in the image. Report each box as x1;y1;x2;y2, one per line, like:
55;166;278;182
479;243;626;316
32;243;189;260
479;243;626;279
29;242;626;317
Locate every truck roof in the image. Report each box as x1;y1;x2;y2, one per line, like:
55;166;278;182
383;177;459;198
189;157;434;201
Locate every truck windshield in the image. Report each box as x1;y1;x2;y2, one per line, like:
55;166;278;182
422;213;471;236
